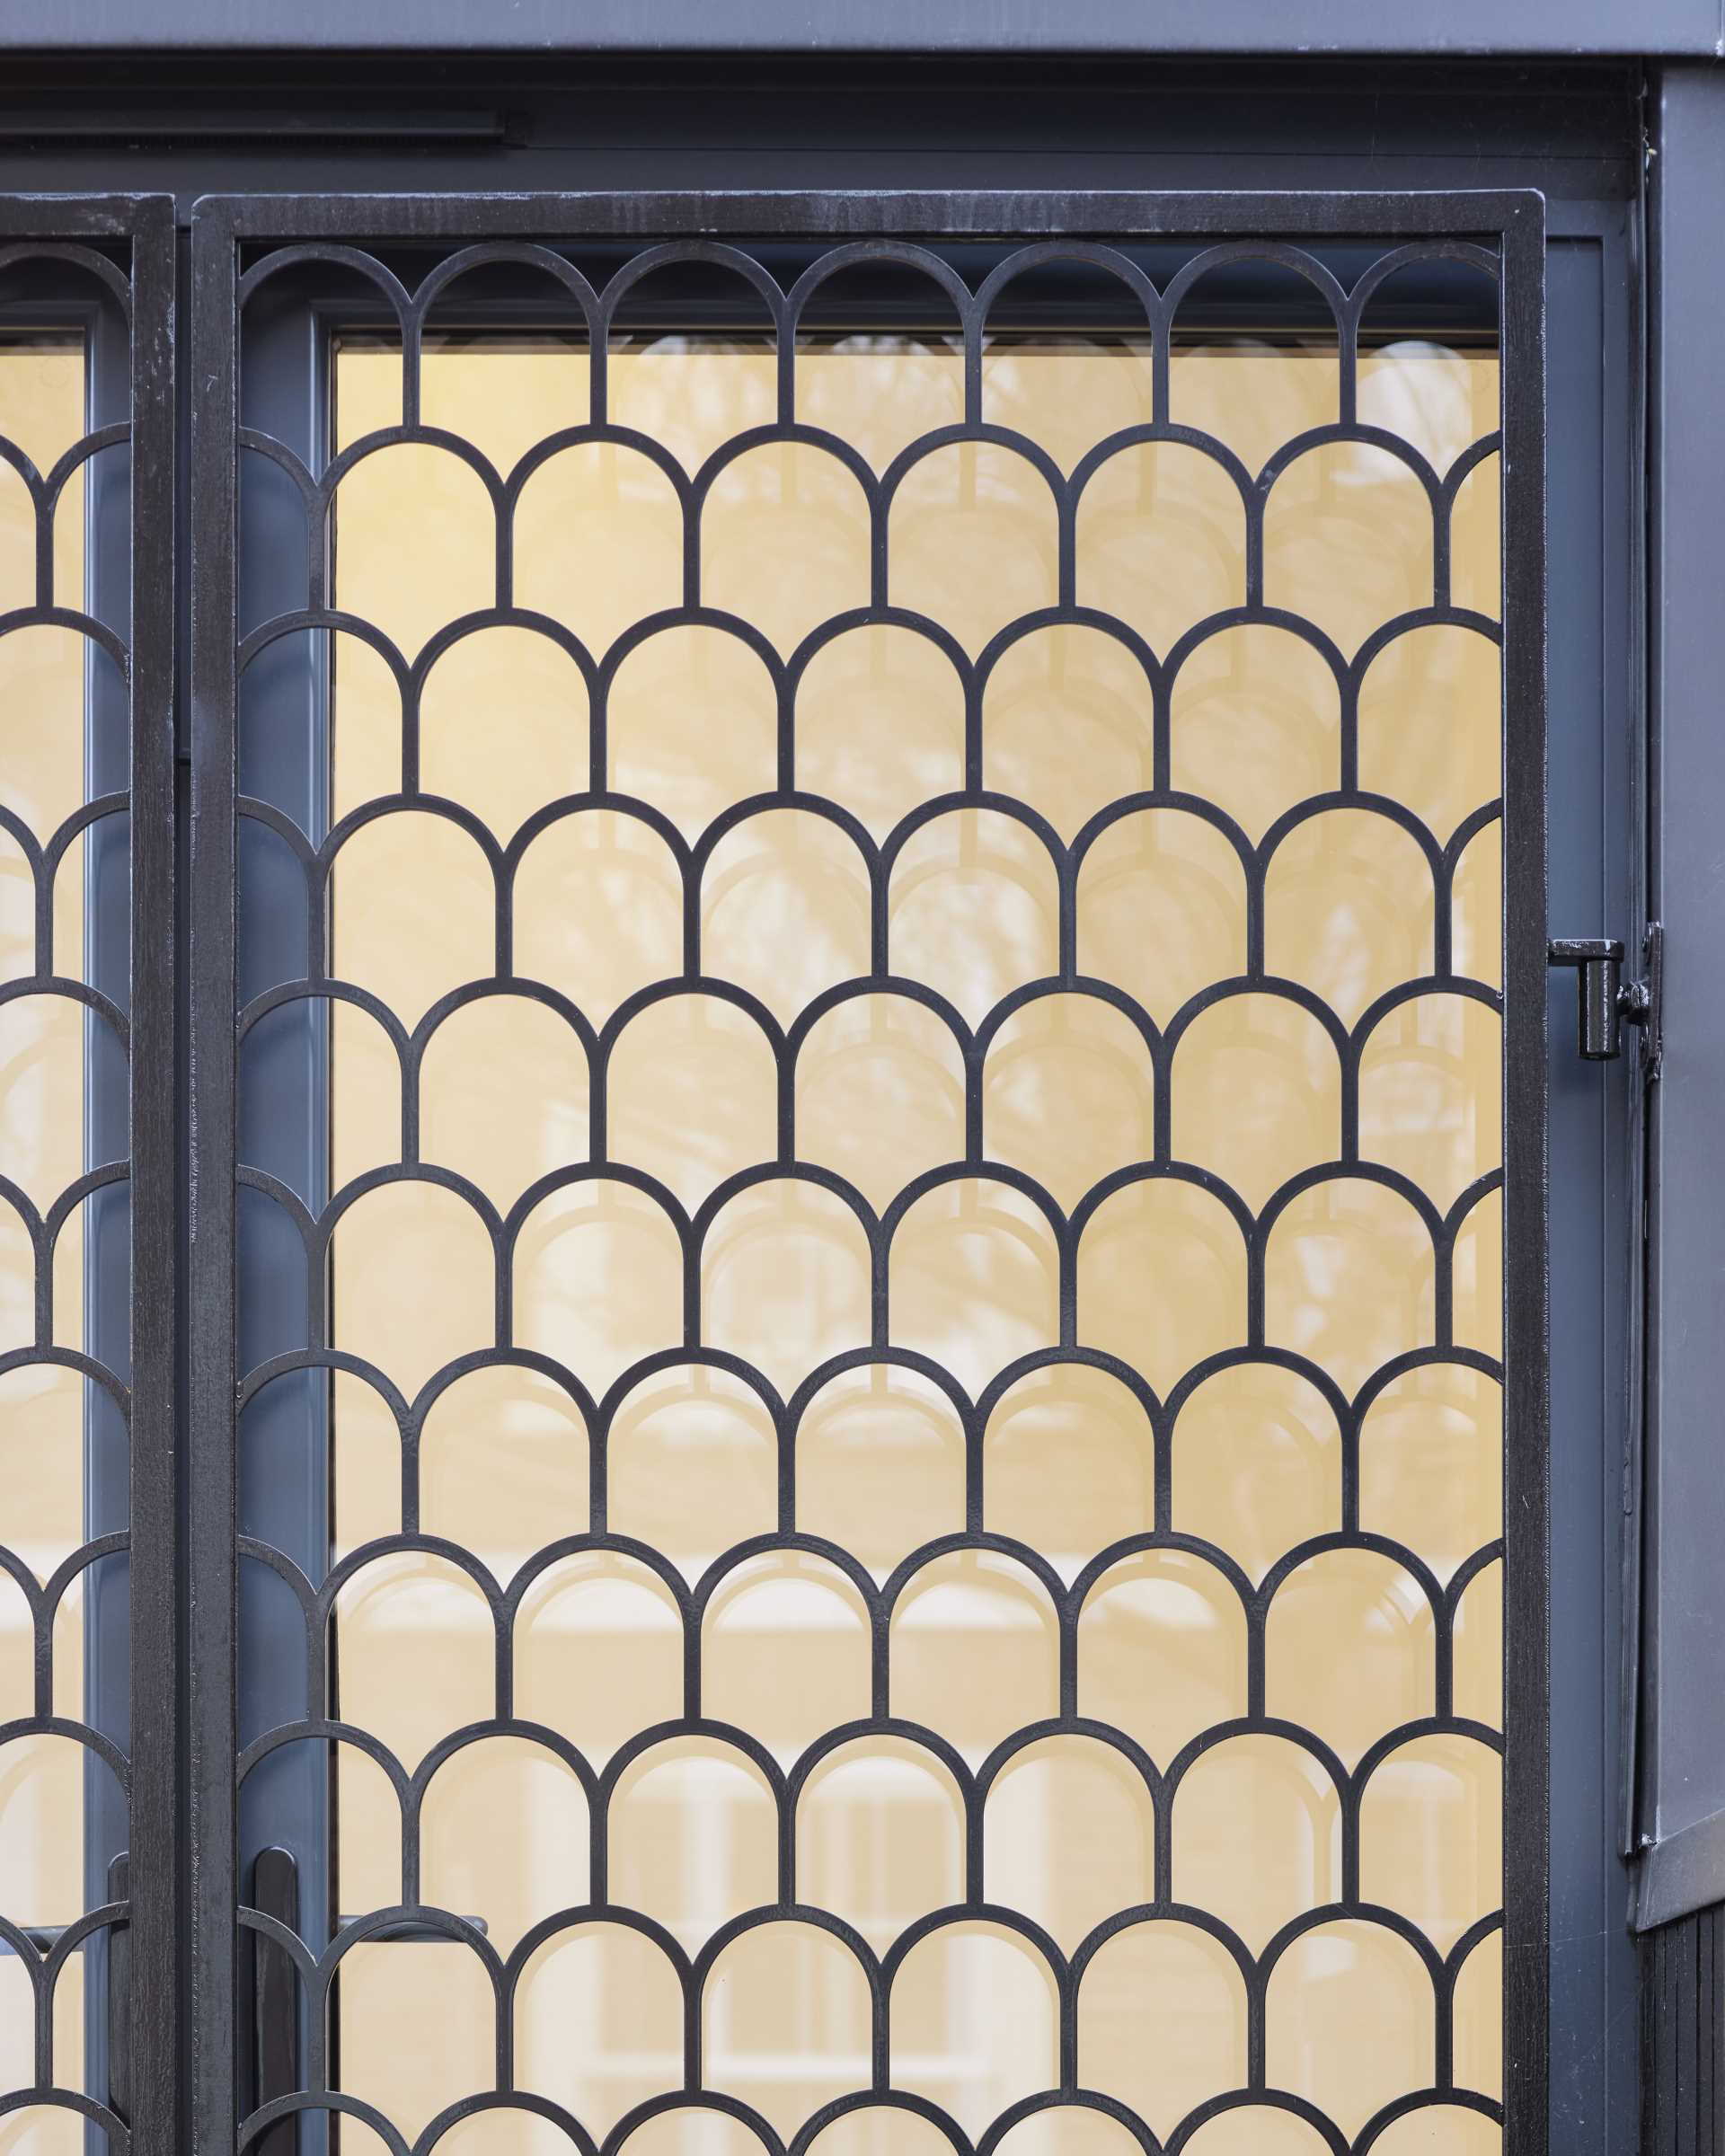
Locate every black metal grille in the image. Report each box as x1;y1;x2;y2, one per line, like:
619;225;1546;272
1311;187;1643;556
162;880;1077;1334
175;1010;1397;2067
188;191;1549;2156
0;197;175;2152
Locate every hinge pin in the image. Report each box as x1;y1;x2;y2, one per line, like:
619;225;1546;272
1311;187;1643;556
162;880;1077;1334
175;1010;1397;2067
1548;929;1661;1066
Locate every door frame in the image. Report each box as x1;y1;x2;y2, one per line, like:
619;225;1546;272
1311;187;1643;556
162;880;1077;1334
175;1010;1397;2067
185;182;1549;2156
0;190;178;2155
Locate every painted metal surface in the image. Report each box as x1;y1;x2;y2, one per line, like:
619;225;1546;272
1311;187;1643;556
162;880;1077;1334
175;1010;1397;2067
0;0;1713;57
1632;64;1725;1948
0;192;176;2156
185;184;1549;2156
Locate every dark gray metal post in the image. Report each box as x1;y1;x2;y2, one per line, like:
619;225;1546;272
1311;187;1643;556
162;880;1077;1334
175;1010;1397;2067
188;195;241;2156
1632;63;1725;1940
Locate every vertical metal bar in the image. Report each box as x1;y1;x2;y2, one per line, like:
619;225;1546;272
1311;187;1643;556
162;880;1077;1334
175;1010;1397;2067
1647;1923;1661;2148
1682;1913;1703;2148
127;190;181;2156
189;195;239;2156
1697;1911;1710;2147
1622;128;1654;1877
1499;186;1552;2156
1714;1904;1724;2156
1662;1919;1682;2143
1583;947;1623;1057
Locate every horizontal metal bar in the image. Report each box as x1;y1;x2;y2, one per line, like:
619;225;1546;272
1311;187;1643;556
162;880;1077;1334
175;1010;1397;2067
4;1926;70;1954
0;1897;128;1959
0;109;508;145
195;185;1544;244
1549;937;1627;966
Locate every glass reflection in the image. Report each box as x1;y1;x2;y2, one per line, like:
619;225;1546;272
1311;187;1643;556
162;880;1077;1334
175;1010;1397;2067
889;1551;1059;1764
983;1736;1154;1949
1265;1921;1434;2140
889;443;1058;655
796;1364;966;1575
889;1922;1058;2140
0;336;115;2144
982;625;1154;843
1358;1732;1501;1951
703;1551;872;1763
514;1553;685;1764
317;316;1506;2151
1076;441;1244;652
984;1365;1155;1576
516;1922;685;2138
797;1736;963;1948
1079;1921;1249;2138
1077;1551;1248;1761
1172;1735;1343;1954
703;443;871;653
703;1921;873;2142
609;1737;777;1950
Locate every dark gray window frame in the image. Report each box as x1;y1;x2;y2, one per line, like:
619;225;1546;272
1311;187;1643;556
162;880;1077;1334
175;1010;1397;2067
0;47;1673;2152
1624;64;1725;1946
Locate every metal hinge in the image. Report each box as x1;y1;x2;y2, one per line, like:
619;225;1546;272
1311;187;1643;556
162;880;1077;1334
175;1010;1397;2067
1548;923;1663;1074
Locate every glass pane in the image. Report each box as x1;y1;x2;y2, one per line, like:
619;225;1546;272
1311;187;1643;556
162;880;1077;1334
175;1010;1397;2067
234;248;1506;2156
0;321;132;2149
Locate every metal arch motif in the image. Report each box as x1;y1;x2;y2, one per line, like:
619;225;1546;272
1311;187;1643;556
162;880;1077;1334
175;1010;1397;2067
188;189;1548;2156
0;196;176;2156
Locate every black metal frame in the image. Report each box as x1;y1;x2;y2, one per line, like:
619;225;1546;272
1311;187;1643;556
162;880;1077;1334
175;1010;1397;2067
0;193;176;2153
185;184;1548;2156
